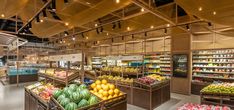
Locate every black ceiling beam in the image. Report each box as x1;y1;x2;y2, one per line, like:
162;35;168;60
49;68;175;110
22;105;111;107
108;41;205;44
17;0;52;34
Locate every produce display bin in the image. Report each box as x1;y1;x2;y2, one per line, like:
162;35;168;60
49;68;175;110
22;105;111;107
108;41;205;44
25;89;48;110
49;97;101;110
9;74;38;84
101;93;127;110
38;69;80;86
132;80;170;110
49;93;127;110
191;82;209;95
116;84;133;104
200;92;234;109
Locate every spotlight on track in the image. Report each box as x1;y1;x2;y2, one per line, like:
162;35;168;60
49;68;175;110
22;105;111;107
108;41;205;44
208;22;212;27
112;22;116;29
36;15;40;23
164;28;167;34
186;25;190;30
118;21;121;29
64;0;68;4
100;27;104;33
28;22;32;29
81;33;85;38
42;9;47;18
96;28;100;34
145;32;147;36
52;0;56;11
64;31;69;36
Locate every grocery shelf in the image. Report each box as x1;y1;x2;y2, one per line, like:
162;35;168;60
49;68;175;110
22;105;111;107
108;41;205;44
193;66;234;69
146;67;160;69
160;65;171;67
193;75;234;80
193;57;234;59
193;61;234;64
160;70;171;72
193;53;234;55
193;71;234;74
159;62;171;64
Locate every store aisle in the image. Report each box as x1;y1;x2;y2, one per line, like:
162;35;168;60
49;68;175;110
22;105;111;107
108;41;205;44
0;83;200;110
128;93;200;110
0;83;25;110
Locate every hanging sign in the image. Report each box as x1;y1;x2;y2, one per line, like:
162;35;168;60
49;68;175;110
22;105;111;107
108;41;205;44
48;53;82;61
106;55;143;61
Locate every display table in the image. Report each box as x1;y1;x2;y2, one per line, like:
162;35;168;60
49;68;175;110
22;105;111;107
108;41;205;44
132;80;170;110
38;68;80;86
200;92;234;109
49;90;127;110
200;83;234;109
98;76;171;110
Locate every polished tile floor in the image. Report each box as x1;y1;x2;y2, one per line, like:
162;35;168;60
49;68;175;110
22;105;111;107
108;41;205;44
0;83;200;110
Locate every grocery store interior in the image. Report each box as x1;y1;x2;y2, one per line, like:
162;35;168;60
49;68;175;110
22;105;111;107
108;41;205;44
0;0;234;110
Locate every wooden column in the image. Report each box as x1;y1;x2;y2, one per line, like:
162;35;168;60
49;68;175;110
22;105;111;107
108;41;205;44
81;49;85;83
171;33;192;95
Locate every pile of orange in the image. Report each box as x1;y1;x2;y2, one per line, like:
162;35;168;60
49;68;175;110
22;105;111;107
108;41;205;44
90;79;123;100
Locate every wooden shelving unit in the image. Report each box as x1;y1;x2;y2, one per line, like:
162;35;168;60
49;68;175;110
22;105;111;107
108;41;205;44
144;52;171;76
191;49;234;95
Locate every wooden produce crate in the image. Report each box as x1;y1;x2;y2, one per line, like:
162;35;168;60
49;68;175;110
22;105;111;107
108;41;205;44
25;89;48;110
116;83;133;104
38;71;80;86
49;96;102;110
132;80;171;110
101;93;127;110
200;92;234;109
9;74;38;84
191;82;210;95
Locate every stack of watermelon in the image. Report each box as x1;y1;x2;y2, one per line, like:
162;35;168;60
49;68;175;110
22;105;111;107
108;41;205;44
53;84;99;110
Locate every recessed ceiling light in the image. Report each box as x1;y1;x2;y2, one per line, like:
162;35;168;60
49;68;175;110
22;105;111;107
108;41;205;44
40;19;44;23
72;37;75;41
213;11;216;15
106;33;109;36
127;27;130;31
65;22;69;26
141;8;144;12
167;24;170;27
198;7;202;11
86;37;89;39
116;0;120;4
95;24;98;27
150;25;154;29
1;14;5;18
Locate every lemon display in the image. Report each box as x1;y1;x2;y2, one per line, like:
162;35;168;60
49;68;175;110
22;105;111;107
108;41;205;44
90;79;123;100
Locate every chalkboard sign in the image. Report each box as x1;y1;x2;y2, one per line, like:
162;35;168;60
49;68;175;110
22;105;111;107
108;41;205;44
172;54;188;78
